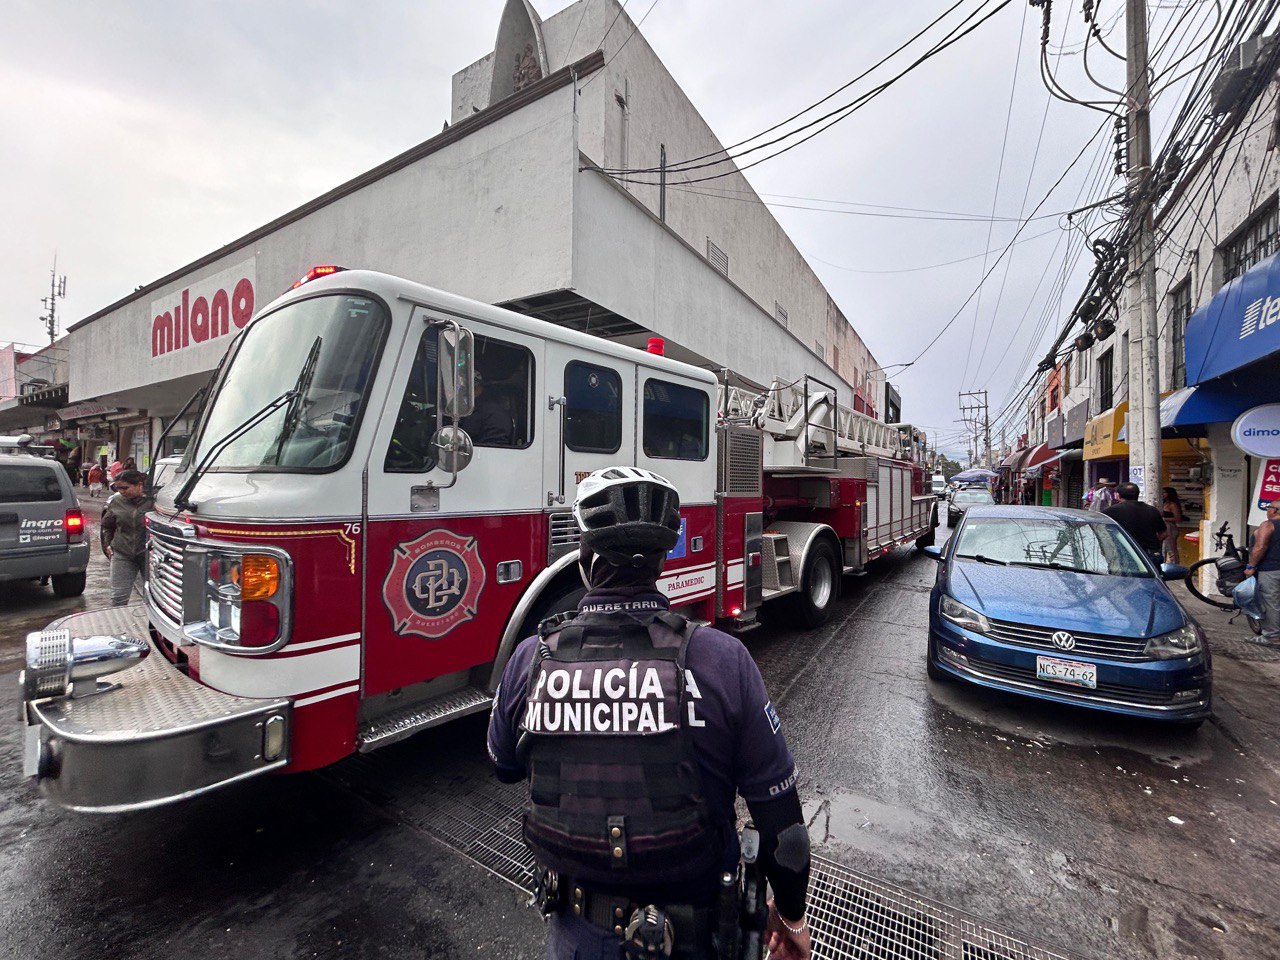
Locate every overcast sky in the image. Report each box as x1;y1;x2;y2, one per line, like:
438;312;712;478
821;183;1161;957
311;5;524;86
1;0;1201;455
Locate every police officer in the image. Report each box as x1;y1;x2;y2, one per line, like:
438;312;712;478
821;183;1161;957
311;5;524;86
488;467;813;960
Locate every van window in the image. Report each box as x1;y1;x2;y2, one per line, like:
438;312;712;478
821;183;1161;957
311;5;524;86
565;362;622;454
0;464;63;503
642;379;709;460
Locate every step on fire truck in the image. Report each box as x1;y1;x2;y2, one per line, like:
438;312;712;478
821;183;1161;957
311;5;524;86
19;268;936;812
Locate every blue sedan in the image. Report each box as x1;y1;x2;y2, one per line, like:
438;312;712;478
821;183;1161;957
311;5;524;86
924;505;1211;726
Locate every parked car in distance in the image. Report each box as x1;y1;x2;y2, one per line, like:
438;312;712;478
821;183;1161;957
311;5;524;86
947;486;994;526
924;505;1209;726
932;474;947;498
0;453;89;597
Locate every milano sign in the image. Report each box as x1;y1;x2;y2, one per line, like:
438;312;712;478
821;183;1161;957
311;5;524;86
150;259;256;359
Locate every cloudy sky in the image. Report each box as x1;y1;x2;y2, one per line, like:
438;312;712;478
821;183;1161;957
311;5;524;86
2;0;1202;454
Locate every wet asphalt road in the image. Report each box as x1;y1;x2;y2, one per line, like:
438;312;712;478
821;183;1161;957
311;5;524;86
1;514;1279;959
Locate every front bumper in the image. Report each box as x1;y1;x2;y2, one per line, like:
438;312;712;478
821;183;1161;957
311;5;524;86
20;606;291;812
0;542;89;581
930;617;1212;720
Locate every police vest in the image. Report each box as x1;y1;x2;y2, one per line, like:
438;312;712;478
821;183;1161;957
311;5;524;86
519;607;719;887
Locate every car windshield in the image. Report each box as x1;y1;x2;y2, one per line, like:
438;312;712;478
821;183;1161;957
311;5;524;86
954;489;993;505
953;516;1152;577
191;294;387;472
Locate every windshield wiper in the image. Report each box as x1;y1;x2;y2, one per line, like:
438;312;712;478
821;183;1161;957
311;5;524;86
1008;560;1103;575
173;389;297;512
955;553;1007;565
270;336;323;465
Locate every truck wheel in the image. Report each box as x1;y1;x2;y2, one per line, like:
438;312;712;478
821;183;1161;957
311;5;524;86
792;540;839;629
915;525;936;550
51;572;86;598
519;581;587;640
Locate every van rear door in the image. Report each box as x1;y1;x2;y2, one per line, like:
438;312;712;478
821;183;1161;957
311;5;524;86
0;461;68;555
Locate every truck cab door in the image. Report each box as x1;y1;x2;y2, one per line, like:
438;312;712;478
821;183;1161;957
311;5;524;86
362;307;544;699
543;346;636;512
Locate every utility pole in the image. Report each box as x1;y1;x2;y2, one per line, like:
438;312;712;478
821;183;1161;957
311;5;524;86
958;390;991;466
1125;0;1162;505
39;255;67;345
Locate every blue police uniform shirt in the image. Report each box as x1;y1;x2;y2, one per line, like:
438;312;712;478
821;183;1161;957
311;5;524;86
487;590;798;890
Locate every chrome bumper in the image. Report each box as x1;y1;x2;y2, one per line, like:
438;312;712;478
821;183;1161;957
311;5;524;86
20;606;291;813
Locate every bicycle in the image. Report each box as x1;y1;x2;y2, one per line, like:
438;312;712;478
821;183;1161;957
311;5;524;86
1184;522;1263;635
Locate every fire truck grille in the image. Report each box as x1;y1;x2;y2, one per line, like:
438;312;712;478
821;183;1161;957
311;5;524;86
324;750;1084;960
147;528;187;625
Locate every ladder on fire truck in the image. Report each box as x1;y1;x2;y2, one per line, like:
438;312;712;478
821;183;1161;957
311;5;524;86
718;374;908;469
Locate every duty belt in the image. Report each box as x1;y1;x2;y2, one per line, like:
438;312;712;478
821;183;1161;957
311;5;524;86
563;880;716;949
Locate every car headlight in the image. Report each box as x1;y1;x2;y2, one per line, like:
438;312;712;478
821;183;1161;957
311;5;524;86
940;595;990;634
1144;623;1202;660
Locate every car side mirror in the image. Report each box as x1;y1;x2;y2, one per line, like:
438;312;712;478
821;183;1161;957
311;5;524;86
1160;563;1188;581
923;545;944;561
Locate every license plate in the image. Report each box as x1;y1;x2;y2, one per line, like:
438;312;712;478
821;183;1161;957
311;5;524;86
1036;655;1097;689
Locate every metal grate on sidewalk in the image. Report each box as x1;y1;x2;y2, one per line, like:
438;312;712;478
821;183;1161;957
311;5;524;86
324;754;1083;960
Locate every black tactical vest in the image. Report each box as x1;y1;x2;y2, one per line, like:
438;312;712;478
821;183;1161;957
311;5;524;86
520;607;719;887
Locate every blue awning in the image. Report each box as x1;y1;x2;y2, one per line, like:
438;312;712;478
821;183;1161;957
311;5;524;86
1119;378;1275;441
1185;251;1280;384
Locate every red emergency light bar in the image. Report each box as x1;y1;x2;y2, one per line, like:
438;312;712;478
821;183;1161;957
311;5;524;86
292;265;346;289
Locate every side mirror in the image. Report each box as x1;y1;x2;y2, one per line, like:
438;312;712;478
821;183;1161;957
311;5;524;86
439;325;475;419
432;426;474;475
923;545;944;561
1160;563;1189;581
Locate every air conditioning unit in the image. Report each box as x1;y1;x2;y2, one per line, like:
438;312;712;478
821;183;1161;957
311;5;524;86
1210;34;1277;115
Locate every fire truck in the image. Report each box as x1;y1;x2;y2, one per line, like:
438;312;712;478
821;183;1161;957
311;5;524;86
19;268;936;812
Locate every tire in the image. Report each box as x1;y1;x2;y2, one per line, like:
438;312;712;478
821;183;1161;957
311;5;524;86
1184;559;1235;611
915;525;936;551
1249;616;1263;636
51;572;86;598
518;579;587;640
926;635;949;682
790;539;840;629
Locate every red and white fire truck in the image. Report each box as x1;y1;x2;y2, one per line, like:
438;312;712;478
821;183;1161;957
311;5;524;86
19;268;936;812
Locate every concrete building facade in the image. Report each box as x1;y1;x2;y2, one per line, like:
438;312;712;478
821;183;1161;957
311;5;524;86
43;0;885;467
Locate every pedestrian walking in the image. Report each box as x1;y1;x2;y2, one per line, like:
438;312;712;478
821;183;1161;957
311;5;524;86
1104;482;1166;565
1161;487;1184;564
1086;478;1117;512
108;457;124;481
1245;500;1280;644
87;461;105;498
488;467;813;960
101;469;154;606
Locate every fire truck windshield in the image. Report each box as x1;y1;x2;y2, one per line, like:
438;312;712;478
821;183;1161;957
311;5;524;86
191;294;387;473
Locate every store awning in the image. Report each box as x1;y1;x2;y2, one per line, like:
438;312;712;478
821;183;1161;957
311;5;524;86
1021;444;1063;472
999;449;1022;469
1157;377;1277;433
1185;250;1280;384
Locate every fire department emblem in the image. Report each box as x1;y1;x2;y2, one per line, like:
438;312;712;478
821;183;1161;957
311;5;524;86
382;530;486;639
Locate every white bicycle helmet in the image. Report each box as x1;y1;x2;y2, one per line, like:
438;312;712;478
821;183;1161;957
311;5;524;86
572;466;682;566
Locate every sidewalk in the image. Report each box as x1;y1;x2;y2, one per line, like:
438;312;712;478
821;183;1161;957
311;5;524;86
1175;581;1280;775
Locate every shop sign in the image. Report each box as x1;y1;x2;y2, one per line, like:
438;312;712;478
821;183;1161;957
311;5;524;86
149;258;256;359
1251;458;1280;525
1128;465;1145;493
1231;404;1280;458
57;401;117;421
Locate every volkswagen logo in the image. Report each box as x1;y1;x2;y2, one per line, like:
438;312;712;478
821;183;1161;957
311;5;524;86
1050;630;1076;651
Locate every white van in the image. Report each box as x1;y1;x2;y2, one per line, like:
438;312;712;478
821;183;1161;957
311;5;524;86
931;474;946;498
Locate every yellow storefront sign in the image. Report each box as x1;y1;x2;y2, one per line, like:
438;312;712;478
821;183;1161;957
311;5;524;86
1084;403;1128;460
